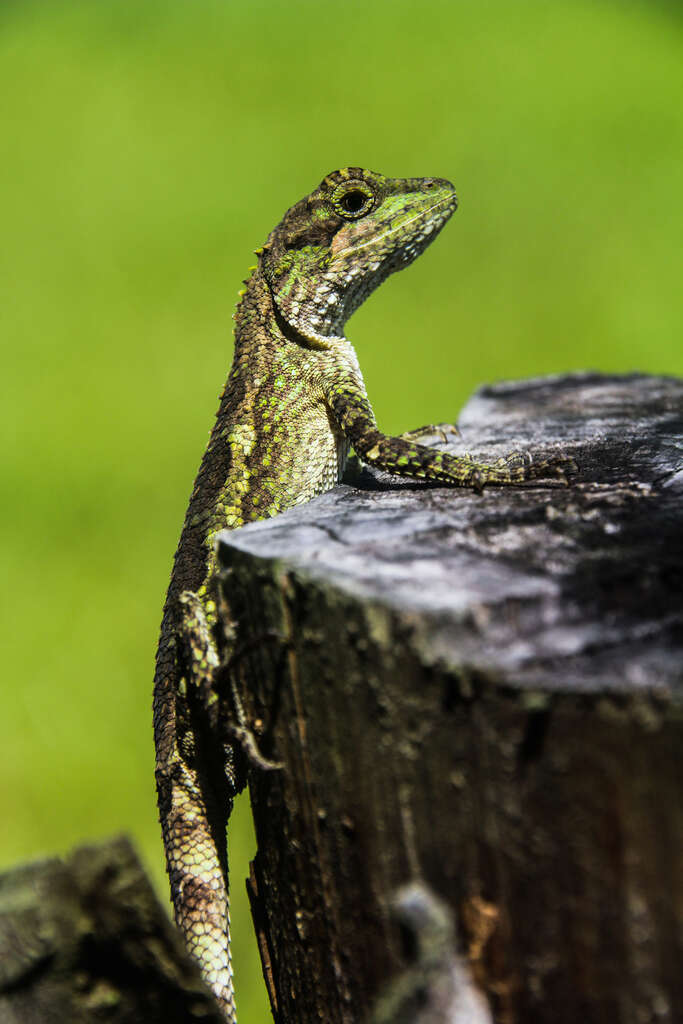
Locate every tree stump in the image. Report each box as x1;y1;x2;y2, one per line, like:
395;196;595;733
216;373;683;1024
0;837;223;1024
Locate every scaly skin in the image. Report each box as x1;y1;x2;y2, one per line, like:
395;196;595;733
153;168;569;1021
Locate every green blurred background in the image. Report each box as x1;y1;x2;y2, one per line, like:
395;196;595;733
2;1;681;1019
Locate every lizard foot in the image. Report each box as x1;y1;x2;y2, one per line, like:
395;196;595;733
228;722;283;773
401;422;460;444
518;451;578;485
467;450;577;492
219;628;290;774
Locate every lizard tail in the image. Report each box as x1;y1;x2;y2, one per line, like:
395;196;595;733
154;663;238;1023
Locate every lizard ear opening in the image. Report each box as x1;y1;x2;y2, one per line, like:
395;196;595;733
262;246;345;350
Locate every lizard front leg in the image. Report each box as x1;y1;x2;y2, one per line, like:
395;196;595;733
326;378;572;490
156;591;240;1023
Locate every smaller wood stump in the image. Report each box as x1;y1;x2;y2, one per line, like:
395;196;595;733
218;373;683;1024
0;837;223;1024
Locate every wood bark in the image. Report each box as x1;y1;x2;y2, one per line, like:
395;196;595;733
217;373;683;1024
0;836;223;1024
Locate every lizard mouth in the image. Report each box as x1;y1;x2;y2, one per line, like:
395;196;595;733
332;192;458;264
389;194;458;268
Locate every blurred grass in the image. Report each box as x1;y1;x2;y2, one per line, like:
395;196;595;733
1;1;681;1020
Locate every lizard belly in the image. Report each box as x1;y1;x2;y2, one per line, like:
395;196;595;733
271;406;346;508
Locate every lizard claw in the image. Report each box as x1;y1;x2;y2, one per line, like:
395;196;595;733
525;452;578;485
401;422;460;445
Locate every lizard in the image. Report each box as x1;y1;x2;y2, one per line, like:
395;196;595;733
153;167;570;1022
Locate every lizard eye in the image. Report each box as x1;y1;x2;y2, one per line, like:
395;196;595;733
341;190;368;214
332;181;375;220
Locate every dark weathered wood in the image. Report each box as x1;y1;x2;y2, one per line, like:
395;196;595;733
217;372;683;1024
0;836;223;1024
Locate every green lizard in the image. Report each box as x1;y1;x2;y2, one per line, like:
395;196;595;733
153;168;569;1021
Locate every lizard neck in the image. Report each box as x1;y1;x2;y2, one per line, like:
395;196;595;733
238;260;346;351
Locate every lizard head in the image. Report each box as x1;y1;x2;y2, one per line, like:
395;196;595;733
260;168;457;348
